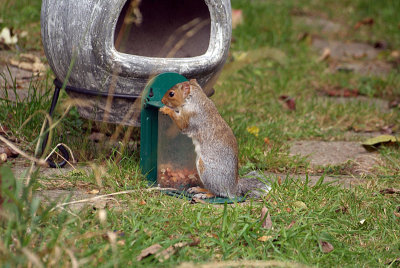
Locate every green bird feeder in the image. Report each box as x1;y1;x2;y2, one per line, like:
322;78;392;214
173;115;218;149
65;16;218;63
140;73;245;204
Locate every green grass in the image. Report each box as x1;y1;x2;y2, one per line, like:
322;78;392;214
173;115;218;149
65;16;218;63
1;166;400;267
1;0;400;267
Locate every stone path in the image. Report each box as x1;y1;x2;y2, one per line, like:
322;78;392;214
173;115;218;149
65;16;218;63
293;14;397;76
290;140;380;175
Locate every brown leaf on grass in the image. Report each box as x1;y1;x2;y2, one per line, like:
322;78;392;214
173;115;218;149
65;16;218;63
89;132;105;142
261;207;273;229
354;17;374;30
381;125;394;134
389;100;400;109
156;242;191;263
0;146;18;158
257;235;273;242
293;201;307;210
189;236;201;247
137;244;163;261
335;206;348;214
88;189;100;195
0;125;9;135
0;153;7;163
373;41;388;50
386;258;400;266
232;9;244;29
286;220;296;229
394;206;400;218
156;245;175;263
321;87;359;97
278;95;296;111
380;188;400;195
317;47;331;62
391;50;400;59
320;241;334;253
263;137;270;145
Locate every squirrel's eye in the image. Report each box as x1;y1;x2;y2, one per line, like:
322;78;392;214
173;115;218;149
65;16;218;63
169;91;175;97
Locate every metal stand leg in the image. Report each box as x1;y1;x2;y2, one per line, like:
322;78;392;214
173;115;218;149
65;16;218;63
41;81;70;168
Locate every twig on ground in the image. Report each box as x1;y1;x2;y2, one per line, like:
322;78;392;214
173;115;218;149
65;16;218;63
51;187;178;210
0;135;47;166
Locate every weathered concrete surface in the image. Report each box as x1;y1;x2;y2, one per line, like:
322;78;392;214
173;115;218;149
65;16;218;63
293;16;343;34
290;141;380;175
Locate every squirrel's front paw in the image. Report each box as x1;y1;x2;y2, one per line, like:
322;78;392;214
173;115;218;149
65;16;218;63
159;106;171;115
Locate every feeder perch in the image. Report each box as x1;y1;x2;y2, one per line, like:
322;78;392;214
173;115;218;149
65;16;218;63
140;73;245;203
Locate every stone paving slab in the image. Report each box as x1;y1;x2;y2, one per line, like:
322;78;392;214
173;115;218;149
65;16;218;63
289;140;380;175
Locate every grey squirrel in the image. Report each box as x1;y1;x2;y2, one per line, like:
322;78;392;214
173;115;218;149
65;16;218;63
160;79;269;199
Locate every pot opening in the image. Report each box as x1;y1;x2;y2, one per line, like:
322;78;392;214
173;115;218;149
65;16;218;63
114;0;211;58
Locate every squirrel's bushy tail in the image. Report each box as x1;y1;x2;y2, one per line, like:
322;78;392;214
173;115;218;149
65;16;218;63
237;171;271;198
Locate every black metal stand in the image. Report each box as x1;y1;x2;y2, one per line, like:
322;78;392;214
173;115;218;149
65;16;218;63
42;78;141;168
41;80;70;168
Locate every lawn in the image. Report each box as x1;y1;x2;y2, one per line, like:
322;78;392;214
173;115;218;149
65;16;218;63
1;0;400;267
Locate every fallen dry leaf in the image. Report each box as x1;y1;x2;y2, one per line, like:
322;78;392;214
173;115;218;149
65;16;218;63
362;135;398;152
318;47;331;62
156;242;190;263
261;207;272;229
354;17;374;30
390;50;400;59
293;201;307;210
0;146;18;158
279;95;296;111
0;125;9;135
320;241;334;253
189;236;201;247
321;87;359;98
0;27;18;45
335;206;348;214
380;188;400;195
263;137;270;145
9;53;46;74
286;220;296;229
139;200;147;205
88;189;100;195
137;244;162;261
156;245;175;263
0;153;7;162
89;132;105;142
394;206;400;218
381;125;394;134
257;235;273;242
232;9;244;29
386;257;400;266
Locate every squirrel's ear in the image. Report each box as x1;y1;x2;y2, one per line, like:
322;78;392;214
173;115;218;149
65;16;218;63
189;79;200;87
182;81;191;98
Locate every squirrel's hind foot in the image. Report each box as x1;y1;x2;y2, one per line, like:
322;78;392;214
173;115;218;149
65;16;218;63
192;193;215;199
188;186;215;199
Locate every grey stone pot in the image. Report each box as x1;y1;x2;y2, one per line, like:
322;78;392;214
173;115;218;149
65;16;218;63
41;0;232;126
